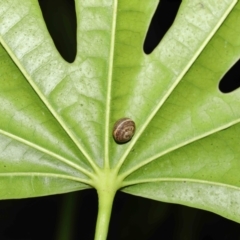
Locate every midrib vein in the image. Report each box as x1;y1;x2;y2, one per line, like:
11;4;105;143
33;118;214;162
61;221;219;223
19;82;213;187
0;128;94;178
121;178;240;190
120;118;240;180
0;172;92;186
104;0;118;168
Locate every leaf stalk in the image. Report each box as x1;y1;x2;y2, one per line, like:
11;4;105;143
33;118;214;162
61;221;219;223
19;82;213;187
94;187;116;240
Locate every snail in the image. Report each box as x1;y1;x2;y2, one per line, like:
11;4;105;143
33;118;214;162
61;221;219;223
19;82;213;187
113;118;135;143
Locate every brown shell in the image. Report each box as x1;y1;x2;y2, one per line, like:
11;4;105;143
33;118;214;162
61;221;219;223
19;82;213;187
113;118;135;143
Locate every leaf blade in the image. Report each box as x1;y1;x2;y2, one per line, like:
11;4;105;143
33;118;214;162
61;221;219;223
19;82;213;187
119;0;240;176
110;0;237;169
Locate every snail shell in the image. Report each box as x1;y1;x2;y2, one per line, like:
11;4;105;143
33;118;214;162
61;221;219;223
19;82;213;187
113;118;135;143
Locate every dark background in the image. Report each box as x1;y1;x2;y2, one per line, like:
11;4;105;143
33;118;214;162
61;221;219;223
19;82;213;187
1;0;240;239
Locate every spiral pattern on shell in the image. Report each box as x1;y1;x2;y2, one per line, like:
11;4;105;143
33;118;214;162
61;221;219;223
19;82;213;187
113;118;135;143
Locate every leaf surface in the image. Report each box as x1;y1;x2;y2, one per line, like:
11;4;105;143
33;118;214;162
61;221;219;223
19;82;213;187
0;0;240;223
122;1;240;222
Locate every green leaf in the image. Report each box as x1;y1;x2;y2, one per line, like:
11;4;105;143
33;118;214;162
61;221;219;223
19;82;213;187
0;0;239;237
122;1;240;223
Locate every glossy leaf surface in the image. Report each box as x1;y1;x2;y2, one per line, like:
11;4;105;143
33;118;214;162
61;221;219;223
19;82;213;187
0;0;240;224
